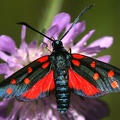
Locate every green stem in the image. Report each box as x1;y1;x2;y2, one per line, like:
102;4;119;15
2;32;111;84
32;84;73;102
38;0;64;30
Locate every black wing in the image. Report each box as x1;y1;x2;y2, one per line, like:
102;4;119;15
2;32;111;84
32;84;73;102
68;53;120;97
0;55;55;101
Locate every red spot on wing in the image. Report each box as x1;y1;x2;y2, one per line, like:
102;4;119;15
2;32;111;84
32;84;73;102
108;70;114;78
72;54;85;59
72;60;80;66
37;56;48;63
22;70;55;99
42;62;50;69
6;88;13;95
24;78;30;85
111;81;119;88
90;61;96;68
27;67;33;73
93;73;99;80
68;67;100;96
10;79;17;84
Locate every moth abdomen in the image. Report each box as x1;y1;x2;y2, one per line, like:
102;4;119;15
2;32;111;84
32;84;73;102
55;78;70;114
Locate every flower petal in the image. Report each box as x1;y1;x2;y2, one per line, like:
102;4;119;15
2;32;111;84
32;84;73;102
63;21;85;46
21;25;26;42
88;36;113;48
0;99;14;119
0;35;17;54
7;59;23;69
0;63;9;75
29;40;38;48
7;100;21;120
19;41;28;58
0;51;10;62
20;25;28;57
44;25;58;49
80;46;106;57
28;47;43;61
75;30;95;47
52;12;70;39
70;93;109;120
97;55;111;63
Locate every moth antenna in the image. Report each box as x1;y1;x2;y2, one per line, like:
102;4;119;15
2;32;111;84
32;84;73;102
17;22;54;41
59;4;95;41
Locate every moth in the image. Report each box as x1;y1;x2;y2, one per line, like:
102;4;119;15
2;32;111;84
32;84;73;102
0;4;119;114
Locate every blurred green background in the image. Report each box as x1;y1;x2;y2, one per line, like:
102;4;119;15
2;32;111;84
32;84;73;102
0;0;120;120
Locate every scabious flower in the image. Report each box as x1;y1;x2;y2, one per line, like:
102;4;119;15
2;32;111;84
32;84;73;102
0;12;112;120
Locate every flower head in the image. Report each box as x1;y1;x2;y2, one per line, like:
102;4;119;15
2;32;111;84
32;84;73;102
0;12;112;119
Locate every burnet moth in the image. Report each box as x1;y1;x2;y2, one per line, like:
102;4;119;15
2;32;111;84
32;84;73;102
0;4;119;114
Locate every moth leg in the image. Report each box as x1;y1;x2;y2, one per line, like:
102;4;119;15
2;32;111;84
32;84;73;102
67;48;72;53
42;42;52;52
